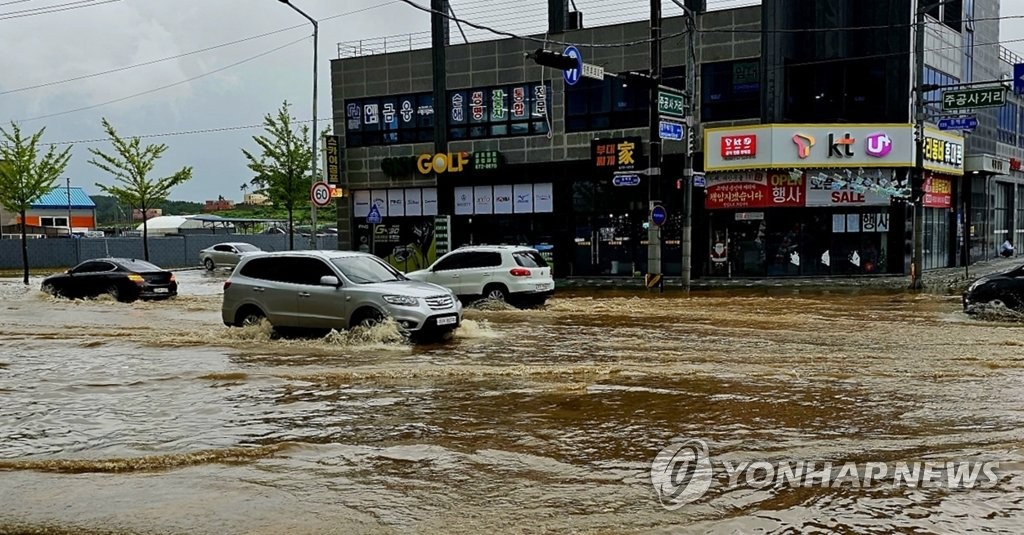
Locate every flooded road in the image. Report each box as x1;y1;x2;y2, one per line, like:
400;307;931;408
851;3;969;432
1;270;1023;534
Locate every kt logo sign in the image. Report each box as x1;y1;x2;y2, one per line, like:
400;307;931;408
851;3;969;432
828;133;855;158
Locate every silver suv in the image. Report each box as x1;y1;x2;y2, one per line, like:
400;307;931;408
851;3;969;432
222;250;462;341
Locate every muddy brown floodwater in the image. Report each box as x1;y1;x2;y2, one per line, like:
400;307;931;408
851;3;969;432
1;269;1023;534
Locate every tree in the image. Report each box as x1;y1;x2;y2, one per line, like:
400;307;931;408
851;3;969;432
240;182;248;198
88;118;192;261
0;123;72;285
242;101;313;250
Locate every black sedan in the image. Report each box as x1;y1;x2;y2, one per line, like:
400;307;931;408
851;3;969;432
963;264;1024;313
41;258;178;302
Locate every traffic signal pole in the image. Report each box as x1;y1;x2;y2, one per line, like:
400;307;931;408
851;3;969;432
646;0;663;291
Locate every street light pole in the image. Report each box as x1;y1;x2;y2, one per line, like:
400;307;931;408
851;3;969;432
278;0;318;250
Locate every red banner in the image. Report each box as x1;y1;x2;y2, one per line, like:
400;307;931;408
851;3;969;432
720;134;757;159
922;175;952;209
766;171;805;207
705;172;769;209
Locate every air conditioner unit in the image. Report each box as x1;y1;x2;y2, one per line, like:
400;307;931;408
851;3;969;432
567;11;583;30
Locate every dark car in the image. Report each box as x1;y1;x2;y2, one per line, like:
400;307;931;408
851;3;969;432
41;258;178;302
962;264;1024;313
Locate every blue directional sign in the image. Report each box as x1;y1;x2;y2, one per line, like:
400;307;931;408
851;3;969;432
367;204;382;225
651;205;667;227
1015;63;1024;95
937;116;978;131
612;175;641;187
693;173;706;188
563;46;583;86
658;120;684;141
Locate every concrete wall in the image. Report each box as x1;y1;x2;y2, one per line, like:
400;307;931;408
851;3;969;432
0;235;340;270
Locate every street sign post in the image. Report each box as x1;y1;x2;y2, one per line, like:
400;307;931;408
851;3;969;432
937;116;979;131
658;120;684;141
612;175;641;186
657;89;686;118
941;87;1006;110
562;46;583;86
366;204;382;225
310;181;332;208
1015;63;1024;95
650;205;667;227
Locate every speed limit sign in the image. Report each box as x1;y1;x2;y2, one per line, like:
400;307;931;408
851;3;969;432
310;181;332;207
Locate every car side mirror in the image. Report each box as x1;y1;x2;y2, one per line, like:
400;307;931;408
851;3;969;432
320;275;341;287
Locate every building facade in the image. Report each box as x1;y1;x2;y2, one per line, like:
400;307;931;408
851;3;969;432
330;0;1013;278
3;186;97;234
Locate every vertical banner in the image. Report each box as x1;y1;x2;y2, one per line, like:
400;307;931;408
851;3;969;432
371;189;388;216
493;184;513;214
474;185;493;215
387;189;405;217
454;186;473;215
322;135;341;184
353;190;371;217
422;187;439;216
533;182;554;213
514;183;534;213
405;188;422;216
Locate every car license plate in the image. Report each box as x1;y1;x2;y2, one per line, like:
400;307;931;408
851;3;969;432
154;288;168;293
536;283;551;290
436;316;457;326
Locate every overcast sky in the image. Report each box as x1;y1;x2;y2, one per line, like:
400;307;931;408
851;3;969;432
1;0;1022;202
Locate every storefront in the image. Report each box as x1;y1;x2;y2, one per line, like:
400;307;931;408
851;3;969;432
702;124;927;277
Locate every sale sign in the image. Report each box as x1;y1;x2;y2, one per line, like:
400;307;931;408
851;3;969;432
705;171;769;209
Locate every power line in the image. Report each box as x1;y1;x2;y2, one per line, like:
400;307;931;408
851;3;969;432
15;35;311;123
0;2;397;96
696;14;1024;34
1;0;107;16
48;117;334;146
0;0;119;20
396;0;691;47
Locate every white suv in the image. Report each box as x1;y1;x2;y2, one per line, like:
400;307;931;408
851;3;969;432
406;246;554;305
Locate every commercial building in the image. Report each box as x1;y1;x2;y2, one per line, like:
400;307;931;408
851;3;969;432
330;0;1018;278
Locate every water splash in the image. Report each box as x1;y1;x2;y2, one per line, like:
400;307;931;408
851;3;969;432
454;319;499;339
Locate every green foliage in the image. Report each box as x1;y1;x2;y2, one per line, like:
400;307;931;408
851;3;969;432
0;122;73;284
242;101;313;249
88;118;192;260
0;122;72;215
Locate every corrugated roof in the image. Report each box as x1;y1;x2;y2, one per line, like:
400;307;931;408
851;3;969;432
30;187;96;209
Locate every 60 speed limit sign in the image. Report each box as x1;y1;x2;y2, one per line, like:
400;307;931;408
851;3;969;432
310;181;332;207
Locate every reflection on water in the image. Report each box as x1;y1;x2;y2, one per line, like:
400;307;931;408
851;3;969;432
1;271;1023;533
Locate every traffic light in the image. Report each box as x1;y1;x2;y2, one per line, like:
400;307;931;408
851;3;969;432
526;48;578;70
686;126;698;156
619;71;659;89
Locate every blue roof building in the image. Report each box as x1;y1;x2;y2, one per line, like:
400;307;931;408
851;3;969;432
30;186;96;209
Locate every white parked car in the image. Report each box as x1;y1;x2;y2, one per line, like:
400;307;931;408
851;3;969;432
199;242;262;270
406;245;554;305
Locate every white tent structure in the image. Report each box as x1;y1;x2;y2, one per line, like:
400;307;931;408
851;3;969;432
135;215;235;236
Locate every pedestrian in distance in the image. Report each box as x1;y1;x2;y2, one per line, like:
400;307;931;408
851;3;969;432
999;238;1014;258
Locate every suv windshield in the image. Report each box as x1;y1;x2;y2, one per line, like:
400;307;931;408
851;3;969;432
513;251;549;268
331;256;406;284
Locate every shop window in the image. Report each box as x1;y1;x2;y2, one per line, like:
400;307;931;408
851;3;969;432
701;59;760;123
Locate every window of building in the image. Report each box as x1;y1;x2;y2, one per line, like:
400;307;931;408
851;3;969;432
565;72;650;132
40;216;68;227
701;59;760;123
998;102;1018;145
943;0;963;32
924;67;959;122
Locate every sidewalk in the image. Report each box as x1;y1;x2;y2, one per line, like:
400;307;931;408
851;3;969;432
556;256;1023;294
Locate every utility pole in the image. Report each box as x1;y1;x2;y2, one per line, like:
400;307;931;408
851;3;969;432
431;0;449;155
66;177;72;236
678;4;698;294
646;0;663;291
910;1;926;289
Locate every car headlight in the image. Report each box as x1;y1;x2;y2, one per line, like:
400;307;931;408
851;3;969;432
382;295;419;306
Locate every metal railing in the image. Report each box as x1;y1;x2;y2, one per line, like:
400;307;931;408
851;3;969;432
337;31;433;58
999;45;1023;67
